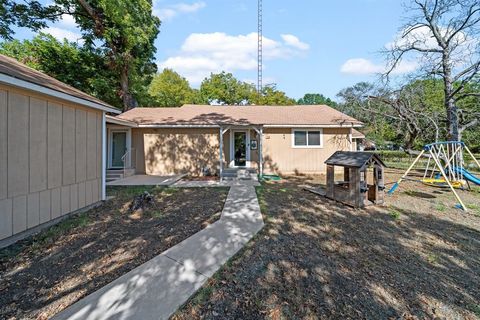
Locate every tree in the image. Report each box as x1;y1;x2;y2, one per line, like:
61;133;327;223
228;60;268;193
337;81;445;150
0;33;120;106
0;0;59;40
298;93;337;107
1;0;161;112
386;0;480;141
253;84;296;106
199;72;254;105
148;69;196;107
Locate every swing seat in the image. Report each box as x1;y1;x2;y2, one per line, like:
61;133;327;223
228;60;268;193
421;178;465;189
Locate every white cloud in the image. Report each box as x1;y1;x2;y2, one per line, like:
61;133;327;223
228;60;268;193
281;34;310;50
42;27;83;43
340;58;384;75
58;14;78;29
155;1;206;20
341;58;418;75
159;32;310;84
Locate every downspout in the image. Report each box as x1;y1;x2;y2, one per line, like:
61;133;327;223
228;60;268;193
349;124;353;151
101;112;106;200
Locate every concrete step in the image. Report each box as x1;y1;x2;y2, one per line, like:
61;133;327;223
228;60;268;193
106;169;124;182
221;168;258;181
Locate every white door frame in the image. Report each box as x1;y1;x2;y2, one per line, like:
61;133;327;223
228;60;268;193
108;127;131;168
229;129;251;168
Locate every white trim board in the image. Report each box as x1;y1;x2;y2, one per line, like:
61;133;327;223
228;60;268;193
106;115;138;127
229;129;251;168
107;128;131;168
0;74;120;114
291;128;324;149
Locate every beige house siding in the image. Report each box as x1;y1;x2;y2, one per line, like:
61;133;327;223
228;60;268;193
130;127;351;176
133;128;222;176
262;128;352;174
0;85;102;241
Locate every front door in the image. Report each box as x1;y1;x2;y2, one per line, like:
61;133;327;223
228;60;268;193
111;131;127;167
233;131;247;167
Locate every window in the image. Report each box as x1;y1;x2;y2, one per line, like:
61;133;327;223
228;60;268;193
292;129;323;148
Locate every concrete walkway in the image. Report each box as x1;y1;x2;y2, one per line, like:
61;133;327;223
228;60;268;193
53;184;264;320
107;174;185;186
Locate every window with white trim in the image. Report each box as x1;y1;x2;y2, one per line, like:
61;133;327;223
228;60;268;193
292;129;323;148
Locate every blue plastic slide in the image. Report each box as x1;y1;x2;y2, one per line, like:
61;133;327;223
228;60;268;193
453;167;480;185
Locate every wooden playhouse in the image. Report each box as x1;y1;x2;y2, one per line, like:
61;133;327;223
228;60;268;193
324;151;386;208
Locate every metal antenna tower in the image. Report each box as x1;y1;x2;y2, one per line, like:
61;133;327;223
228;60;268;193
257;0;263;94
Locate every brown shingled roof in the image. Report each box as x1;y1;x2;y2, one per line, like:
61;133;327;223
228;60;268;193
0;54;117;111
117;104;363;127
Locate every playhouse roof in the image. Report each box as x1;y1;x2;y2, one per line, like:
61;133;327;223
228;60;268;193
325;151;386;168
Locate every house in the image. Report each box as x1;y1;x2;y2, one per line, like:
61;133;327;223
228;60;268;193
0;54;120;246
106;105;363;179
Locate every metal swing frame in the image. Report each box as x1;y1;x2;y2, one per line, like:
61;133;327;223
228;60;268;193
388;141;480;212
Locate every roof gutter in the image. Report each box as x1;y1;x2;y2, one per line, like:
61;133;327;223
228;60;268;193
263;124;363;128
0;73;121;114
106;115;138;127
134;123;363;129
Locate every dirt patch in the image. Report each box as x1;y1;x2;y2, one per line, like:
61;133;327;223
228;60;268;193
174;169;480;320
0;186;228;320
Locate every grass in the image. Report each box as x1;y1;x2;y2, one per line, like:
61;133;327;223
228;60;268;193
255;185;269;217
426;253;439;265
435;202;447;212
470;304;480;318
404;190;416;196
162;187;179;195
466;203;480;216
389;208;401;220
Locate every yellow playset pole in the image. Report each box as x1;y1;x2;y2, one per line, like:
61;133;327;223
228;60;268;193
387;150;425;194
429;149;468;211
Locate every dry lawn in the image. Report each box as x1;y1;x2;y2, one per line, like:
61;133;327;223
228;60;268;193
174;169;480;320
0;186;228;320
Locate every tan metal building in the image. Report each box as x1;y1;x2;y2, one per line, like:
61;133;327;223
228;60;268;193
0;54;120;246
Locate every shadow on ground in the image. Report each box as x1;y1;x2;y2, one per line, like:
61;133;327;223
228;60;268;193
174;176;480;320
0;186;228;319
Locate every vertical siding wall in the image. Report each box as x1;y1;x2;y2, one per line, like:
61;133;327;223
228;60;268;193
132;128;221;176
0;86;103;241
262;128;352;174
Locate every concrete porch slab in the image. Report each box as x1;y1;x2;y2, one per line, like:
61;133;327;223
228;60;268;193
173;179;260;188
107;174;185;186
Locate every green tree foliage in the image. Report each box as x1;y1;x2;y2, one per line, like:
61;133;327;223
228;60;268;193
0;0;58;40
199;72;254;105
148;69;196;107
253;84;296;106
0;0;161;111
386;0;480;141
298;93;337;107
337;82;400;148
0;33;119;105
199;72;296;106
337;80;480;150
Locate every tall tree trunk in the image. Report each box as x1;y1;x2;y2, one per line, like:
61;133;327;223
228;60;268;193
443;51;460;141
120;66;137;111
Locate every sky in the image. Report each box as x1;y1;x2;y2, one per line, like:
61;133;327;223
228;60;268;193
10;0;412;101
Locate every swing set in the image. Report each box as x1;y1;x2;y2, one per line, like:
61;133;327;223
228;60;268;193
388;141;480;211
